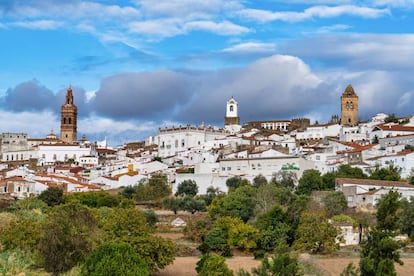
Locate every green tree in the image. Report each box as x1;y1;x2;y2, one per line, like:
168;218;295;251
175;179;198;197
297;169;323;195
181;196;206;214
271;171;297;190
293;210;339;254
96;207;175;272
336;164;367;179
163;197;182;214
63;190;121;208
323;191;347;218
135;174;171;201
199;186;224;206
38;186;63;206
401;197;414;239
252;174;268;187
81;242;150;276
196;254;234;276
251;243;303;276
226;176;242;191
143;209;158;227
119;185;138;199
209;185;256;222
322;171;338;190
369;165;401;181
360;190;405;276
39;203;100;275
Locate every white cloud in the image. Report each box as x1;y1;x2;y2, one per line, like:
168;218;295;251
129;19;249;38
317;24;352;33
10;20;64;30
222;42;277;53
0;111;59;137
135;0;242;17
184;20;250;35
238;5;389;23
371;0;414;7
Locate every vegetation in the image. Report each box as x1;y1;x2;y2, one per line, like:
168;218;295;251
293;210;339;254
81;242;150;276
38;186;63;206
359;190;406;275
323;191;347;217
196;254;233;276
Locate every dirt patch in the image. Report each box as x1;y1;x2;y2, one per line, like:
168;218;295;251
153;256;261;276
314;257;414;276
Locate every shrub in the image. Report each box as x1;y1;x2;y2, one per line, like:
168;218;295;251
81;242;150;276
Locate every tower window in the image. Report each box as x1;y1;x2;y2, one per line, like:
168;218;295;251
68;118;71;124
229;105;234;112
64;118;67;124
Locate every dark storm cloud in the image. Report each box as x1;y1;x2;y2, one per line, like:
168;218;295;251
91;71;192;120
177;55;335;124
1;80;91;118
1;80;58;111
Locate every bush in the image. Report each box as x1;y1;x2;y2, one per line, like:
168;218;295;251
81;242;150;276
196;254;233;276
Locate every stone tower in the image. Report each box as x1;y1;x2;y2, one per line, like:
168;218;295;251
341;84;359;126
224;96;240;126
60;86;78;143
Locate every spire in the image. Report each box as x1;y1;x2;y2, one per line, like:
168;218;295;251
342;84;357;97
65;85;74;105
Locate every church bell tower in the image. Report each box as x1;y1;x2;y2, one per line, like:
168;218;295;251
224;96;240;126
60;86;78;143
341;84;359;126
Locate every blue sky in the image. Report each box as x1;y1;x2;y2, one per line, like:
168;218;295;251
1;0;414;146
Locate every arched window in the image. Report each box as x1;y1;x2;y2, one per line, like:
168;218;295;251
229;105;234;112
64;118;67;124
68;118;72;124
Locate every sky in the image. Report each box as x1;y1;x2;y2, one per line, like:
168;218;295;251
1;0;414;146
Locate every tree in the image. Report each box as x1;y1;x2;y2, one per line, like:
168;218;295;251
38;186;63;206
209;185;257;222
369;165;401;181
63;190;121;208
401;197;414;239
226;176;243;191
271;171;297;190
322;171;337;190
96;207;175;272
163;197;182;214
181;196;206;214
81;242;150;276
252;174;268;187
323;191;347;217
39;203;100;275
134;174;171;201
250;243;303;276
297;169;323;195
293;210;339;254
199;186;224;206
196;254;233;276
175;179;198;197
336;164;367;179
359;190;405;275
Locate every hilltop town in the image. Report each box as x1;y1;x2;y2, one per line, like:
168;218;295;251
1;84;414;205
2;84;414;275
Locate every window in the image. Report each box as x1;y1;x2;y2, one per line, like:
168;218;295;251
347;195;354;202
229;105;234;112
